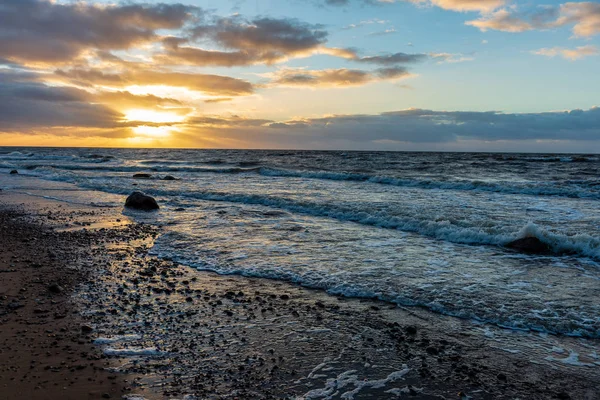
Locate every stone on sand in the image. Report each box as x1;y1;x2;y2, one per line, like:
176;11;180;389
125;192;159;211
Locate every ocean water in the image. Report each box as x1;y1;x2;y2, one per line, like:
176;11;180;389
1;148;600;338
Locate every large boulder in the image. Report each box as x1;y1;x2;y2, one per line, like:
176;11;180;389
162;175;177;181
133;173;152;179
506;237;550;254
9;170;18;175
125;192;159;211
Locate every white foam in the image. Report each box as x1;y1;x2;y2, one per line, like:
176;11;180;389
545;351;598;367
103;347;167;357
93;334;141;344
297;366;410;399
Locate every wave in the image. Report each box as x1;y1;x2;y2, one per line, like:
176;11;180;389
257;168;600;199
14;162;600;199
151;232;600;338
9;165;600;261
123;187;599;260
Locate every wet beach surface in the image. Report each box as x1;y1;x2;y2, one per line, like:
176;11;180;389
1;189;600;399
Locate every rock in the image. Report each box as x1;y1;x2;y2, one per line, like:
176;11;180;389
81;325;94;333
162;175;177;181
506;237;550;254
9;170;18;175
132;173;152;179
497;373;507;381
7;302;24;310
48;283;63;293
125;192;159;211
405;326;417;335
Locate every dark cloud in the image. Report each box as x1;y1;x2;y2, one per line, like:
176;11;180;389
0;0;200;64
159;17;328;66
357;52;428;65
187;116;272;127
191;17;327;53
319;47;430;66
0;70;124;132
270;67;412;87
177;107;600;149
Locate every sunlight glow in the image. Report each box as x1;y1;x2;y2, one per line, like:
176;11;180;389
132;125;177;137
125;109;186;124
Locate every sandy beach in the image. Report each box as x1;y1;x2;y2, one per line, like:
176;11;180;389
0;176;599;399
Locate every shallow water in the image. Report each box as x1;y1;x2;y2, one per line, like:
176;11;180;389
1;148;599;337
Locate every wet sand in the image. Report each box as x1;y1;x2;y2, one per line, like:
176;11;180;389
1;187;600;399
0;199;136;399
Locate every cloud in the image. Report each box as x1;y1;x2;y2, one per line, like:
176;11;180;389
532;45;599;61
0;0;200;65
465;9;535;32
368;28;398;36
556;2;600;37
356;52;428;65
94;91;184;109
158;17;329;66
190;107;600;147
320;0;507;13
269;67;412;87
159;16;430;68
427;0;506;13
0;69;125;133
466;3;600;37
55;68;254;96
204;97;234;104
343;19;388;30
430;53;475;63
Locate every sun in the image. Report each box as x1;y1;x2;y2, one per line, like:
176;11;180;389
124;109;186;124
132;125;177;137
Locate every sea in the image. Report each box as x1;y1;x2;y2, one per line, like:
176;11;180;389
1;148;599;338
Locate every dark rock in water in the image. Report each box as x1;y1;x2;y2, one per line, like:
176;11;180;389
133;173;152;179
405;325;417;335
175;207;185;212
9;170;18;175
125;191;159;211
162;175;177;181
81;325;94;334
506;237;550;254
48;283;63;293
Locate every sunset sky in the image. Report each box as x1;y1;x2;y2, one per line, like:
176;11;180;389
0;0;599;151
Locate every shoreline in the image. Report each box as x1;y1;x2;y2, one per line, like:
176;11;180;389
1;186;600;399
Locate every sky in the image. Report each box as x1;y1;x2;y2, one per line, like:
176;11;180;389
0;0;599;151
